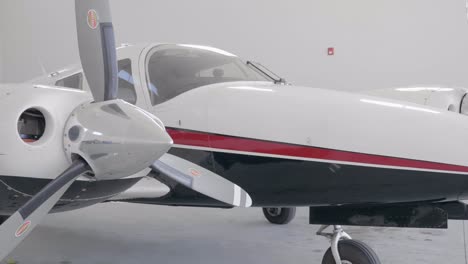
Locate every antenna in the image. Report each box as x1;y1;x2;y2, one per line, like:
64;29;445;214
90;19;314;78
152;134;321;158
36;55;48;76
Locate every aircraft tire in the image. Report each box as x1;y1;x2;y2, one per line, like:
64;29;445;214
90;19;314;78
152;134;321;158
322;239;381;264
262;207;296;225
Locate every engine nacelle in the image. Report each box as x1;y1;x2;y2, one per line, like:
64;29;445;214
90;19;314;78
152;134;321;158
0;84;92;179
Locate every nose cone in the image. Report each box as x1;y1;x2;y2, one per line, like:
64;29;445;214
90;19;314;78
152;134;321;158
64;99;173;180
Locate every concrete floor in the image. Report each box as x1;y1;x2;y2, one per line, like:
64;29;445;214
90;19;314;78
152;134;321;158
6;203;468;264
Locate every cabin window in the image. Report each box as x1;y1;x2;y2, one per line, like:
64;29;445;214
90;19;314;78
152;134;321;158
146;44;269;105
117;59;137;105
55;72;83;90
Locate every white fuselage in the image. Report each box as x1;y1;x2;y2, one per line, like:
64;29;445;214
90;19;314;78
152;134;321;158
157;81;468;172
12;43;468;207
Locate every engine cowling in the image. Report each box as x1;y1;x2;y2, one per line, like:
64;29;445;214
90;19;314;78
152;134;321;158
63;99;172;180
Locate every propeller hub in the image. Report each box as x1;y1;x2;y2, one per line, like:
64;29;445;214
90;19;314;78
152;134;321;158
63;99;173;180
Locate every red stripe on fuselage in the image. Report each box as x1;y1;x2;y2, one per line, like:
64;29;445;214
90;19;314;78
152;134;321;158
166;128;468;174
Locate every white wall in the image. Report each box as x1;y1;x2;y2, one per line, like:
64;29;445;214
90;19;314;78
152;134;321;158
0;41;3;82
1;0;468;92
0;0;77;84
0;9;5;82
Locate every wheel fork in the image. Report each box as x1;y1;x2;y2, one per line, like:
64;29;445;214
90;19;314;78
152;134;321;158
316;225;352;264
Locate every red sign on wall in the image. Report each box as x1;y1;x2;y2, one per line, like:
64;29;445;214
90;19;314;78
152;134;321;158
328;47;335;56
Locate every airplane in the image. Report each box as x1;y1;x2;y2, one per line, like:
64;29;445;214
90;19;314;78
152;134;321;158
4;1;468;264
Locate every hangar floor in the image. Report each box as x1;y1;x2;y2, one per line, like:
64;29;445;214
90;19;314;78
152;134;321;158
7;203;468;264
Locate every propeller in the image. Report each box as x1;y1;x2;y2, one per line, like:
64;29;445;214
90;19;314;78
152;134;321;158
152;154;252;207
75;0;117;102
0;160;89;260
0;0;172;260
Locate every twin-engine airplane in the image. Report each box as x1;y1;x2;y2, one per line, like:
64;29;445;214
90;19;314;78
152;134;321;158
3;1;468;264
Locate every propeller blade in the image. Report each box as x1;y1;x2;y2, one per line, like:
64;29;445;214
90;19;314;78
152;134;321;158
75;0;118;102
0;159;89;261
151;154;252;207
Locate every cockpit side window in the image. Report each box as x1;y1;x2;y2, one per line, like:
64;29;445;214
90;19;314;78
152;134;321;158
117;59;137;105
146;44;269;106
54;60;137;105
55;72;83;90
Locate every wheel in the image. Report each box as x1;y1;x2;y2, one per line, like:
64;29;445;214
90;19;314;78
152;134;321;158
322;240;381;264
262;207;296;225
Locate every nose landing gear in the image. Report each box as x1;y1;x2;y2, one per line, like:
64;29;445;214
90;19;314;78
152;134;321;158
263;207;381;263
317;225;381;264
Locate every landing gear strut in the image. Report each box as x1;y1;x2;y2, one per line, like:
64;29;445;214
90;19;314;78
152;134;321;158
262;207;296;225
317;225;381;264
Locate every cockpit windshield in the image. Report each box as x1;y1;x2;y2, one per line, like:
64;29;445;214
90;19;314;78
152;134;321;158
146;44;270;105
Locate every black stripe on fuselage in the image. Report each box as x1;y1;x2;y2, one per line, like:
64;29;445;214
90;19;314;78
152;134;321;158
160;147;468;207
